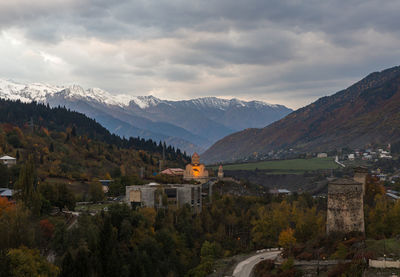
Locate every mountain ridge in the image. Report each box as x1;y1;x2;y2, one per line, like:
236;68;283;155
201;65;400;163
0;79;292;154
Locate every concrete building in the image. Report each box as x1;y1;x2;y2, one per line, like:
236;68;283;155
125;183;202;213
0;155;16;167
326;178;365;234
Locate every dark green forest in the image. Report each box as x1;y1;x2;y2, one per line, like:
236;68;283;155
0;99;189;160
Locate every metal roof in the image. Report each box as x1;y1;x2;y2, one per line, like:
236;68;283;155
0;155;16;160
0;188;13;197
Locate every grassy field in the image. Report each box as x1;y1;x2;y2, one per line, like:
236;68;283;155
75;203;113;213
213;157;339;172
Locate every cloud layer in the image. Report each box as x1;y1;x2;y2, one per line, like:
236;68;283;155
1;0;400;108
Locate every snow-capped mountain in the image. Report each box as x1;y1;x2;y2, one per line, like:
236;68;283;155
0;79;292;154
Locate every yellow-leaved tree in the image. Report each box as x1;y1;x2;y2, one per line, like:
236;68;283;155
279;228;296;253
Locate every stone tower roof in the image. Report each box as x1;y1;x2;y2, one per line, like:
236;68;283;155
191;152;200;165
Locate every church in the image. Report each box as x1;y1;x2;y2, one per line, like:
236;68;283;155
183;152;209;182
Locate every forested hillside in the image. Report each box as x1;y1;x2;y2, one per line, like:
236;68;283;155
0;99;189;184
202;65;400;163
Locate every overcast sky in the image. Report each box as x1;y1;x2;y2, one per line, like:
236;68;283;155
0;0;399;109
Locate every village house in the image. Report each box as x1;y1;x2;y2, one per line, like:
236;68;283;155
0;155;16;167
160;168;185;176
269;188;291;196
99;179;113;193
0;188;13;200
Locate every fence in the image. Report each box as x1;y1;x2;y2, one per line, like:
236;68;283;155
369;259;400;269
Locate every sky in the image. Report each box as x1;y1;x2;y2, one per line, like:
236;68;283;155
0;0;400;109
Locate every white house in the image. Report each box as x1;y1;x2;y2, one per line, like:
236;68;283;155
0;188;13;199
0;155;16;167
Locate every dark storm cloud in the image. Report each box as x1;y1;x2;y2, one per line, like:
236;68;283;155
0;0;400;108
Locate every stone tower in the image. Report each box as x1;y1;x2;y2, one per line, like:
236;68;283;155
326;178;365;234
218;164;224;179
353;166;368;195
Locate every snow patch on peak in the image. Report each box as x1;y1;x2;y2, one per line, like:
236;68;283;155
131;95;162;109
187;97;279;110
189;97;231;110
0;78;283;110
65;84;85;95
56;86;133;107
0;79;62;103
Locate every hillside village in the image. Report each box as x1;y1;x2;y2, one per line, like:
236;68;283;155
3;0;400;275
1;68;400;277
1;98;400;276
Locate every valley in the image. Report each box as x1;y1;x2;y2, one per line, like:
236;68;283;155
0;79;292;154
212;157;339;173
2;1;400;276
202;66;400;164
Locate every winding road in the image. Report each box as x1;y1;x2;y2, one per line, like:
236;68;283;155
232;250;281;277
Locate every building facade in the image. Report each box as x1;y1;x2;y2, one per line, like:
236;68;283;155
125;183;202;213
183;153;209;182
326;178;365;234
353;166;368;196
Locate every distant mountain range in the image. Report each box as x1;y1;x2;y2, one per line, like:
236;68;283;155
0;79;292;154
202;65;400;163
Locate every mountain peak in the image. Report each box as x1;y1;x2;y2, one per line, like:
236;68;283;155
131;95;162;109
201;65;400;163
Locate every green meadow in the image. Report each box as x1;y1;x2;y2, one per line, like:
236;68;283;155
213;157;339;173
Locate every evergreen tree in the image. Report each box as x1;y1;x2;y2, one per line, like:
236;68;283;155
60;250;75;277
15;154;41;215
74;244;93;277
71;126;77;137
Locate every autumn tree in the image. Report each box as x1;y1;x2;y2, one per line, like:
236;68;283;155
15;154;41;215
279;228;296;254
8;246;59;277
